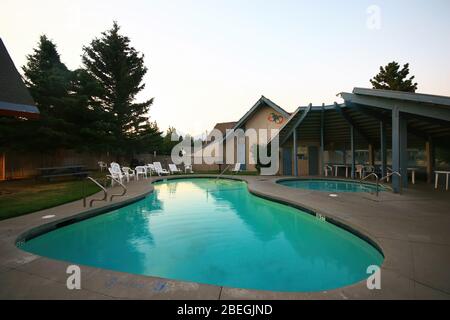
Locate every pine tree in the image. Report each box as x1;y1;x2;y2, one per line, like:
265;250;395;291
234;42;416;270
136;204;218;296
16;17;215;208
22;35;74;150
82;22;155;154
370;61;418;92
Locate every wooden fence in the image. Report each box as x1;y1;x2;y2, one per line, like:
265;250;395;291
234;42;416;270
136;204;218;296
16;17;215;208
0;150;172;180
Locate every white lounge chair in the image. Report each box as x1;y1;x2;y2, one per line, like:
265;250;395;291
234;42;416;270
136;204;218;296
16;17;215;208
153;162;169;176
122;167;136;182
135;166;147;180
231;163;242;174
169;164;182;174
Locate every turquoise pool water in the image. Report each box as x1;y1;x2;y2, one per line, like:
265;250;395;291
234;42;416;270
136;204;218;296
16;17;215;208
278;179;383;193
20;178;383;292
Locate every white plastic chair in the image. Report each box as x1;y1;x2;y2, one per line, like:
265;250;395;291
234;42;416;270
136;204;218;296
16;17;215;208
231;163;242;174
153;162;169;176
168;164;181;174
135;166;147;180
108;167;125;186
146;164;156;175
122;166;136;182
110;162;121;173
184;164;194;174
324;165;333;177
355;165;364;179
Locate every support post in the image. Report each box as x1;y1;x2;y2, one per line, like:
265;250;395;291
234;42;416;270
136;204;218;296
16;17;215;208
380;121;387;178
426;137;434;184
293;129;298;176
392;107;408;192
400;116;408;188
350;125;355;179
368;144;374;166
320;104;325;176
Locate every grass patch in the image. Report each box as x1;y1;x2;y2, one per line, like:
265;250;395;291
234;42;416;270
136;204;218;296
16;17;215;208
0;177;102;221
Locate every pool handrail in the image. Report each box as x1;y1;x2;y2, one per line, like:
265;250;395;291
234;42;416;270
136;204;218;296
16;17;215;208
84;176;108;207
107;175;127;201
380;171;402;195
360;172;379;197
216;164;232;181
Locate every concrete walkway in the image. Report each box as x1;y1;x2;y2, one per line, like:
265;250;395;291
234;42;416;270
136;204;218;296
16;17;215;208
0;175;449;299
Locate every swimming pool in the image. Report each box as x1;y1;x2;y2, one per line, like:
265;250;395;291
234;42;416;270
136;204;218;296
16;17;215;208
278;179;384;193
19;178;383;292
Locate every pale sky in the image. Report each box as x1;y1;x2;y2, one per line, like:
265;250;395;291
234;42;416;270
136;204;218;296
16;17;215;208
1;0;450;137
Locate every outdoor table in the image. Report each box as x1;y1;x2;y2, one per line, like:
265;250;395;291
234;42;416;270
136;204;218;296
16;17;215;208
37;165;88;181
408;168;417;185
435;171;450;191
333;164;351;178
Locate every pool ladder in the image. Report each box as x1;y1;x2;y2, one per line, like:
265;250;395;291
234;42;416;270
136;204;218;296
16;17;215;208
380;171;402;195
82;176;128;207
216;164;232;181
360;173;380;197
83;176;108;207
106;175;127;201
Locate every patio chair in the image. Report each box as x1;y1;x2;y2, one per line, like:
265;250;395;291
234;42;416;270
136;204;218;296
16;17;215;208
122;167;136;182
108;167;125;186
145;164;155;176
184;164;194;174
98;161;108;172
355;165;364;179
231;163;242;174
324;165;333;177
135;166;147;180
168;164;182;174
110;162;121;173
153;162;169;176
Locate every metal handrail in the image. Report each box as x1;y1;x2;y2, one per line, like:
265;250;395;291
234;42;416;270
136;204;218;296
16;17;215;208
84;176;108;207
380;171;402;194
216;164;232;181
360;172;380;197
107;175;127;201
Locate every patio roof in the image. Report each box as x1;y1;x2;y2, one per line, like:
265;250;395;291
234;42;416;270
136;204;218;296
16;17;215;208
274;88;450;148
0;38;39;119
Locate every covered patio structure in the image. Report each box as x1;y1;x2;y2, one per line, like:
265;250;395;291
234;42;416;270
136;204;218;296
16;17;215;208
277;88;450;193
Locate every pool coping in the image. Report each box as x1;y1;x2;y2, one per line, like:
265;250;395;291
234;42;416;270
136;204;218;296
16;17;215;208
1;175;450;299
275;176;392;192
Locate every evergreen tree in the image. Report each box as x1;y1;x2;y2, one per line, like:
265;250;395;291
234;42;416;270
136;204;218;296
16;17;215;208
82;22;155;154
162;126;179;155
21;35;74;150
370;61;418;92
20;35;110;152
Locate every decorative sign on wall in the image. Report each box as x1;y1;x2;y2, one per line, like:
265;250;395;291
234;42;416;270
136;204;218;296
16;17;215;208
268;112;284;124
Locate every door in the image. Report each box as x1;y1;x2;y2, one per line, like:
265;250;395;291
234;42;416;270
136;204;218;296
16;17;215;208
283;148;292;176
0;153;4;181
237;137;246;170
308;146;319;176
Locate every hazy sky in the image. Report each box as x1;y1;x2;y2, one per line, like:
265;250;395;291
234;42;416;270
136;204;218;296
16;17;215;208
1;0;450;136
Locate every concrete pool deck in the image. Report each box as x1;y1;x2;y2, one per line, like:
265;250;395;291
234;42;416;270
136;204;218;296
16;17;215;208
0;175;449;299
